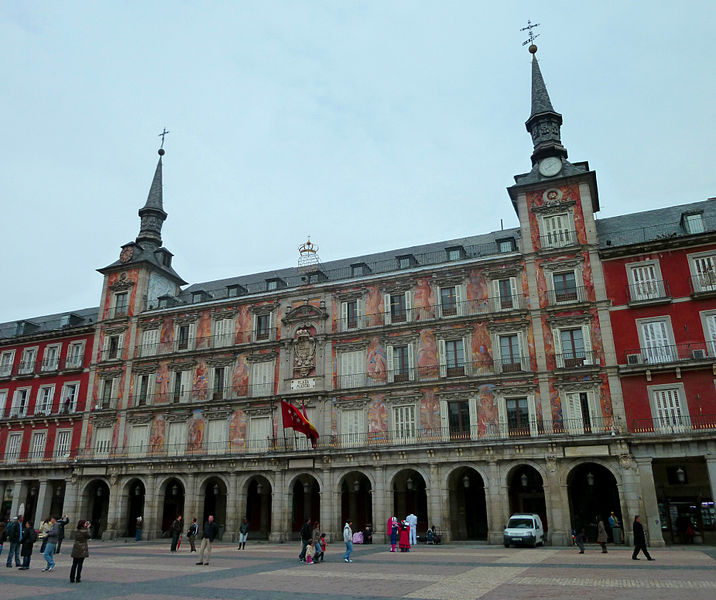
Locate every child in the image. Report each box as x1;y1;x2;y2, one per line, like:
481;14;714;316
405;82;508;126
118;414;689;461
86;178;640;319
305;538;315;564
313;536;323;563
317;533;327;562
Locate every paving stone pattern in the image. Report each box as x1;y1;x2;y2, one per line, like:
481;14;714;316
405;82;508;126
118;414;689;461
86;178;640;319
0;542;714;600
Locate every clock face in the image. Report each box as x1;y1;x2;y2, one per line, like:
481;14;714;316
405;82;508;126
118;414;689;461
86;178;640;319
539;156;562;177
119;247;134;263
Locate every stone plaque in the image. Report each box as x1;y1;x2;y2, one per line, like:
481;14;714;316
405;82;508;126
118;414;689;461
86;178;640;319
291;377;316;391
564;445;610;457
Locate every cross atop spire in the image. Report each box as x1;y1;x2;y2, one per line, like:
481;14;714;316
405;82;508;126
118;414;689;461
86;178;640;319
520;20;541;48
158;127;170;149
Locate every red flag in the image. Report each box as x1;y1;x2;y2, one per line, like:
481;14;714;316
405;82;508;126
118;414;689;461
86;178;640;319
281;400;319;448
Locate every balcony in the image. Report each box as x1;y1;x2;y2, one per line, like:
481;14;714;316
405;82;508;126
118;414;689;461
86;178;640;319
627;280;671;305
40;358;60;372
555;350;598;369
690;274;716;297
623;342;712;367
0;364;12;378
16;360;37;376
630;414;716;435
546;285;588;307
539;229;578;251
495;356;531;374
60;356;84;371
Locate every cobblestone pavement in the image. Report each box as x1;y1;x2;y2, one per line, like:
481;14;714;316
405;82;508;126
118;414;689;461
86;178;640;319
1;541;715;600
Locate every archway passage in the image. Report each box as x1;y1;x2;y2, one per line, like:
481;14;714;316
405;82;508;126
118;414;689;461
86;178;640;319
508;465;547;532
449;468;487;540
291;475;320;536
340;472;373;537
49;482;65;520
202;478;227;539
126;479;145;537
86;480;110;539
393;469;428;534
22;482;40;525
568;462;620;543
245;477;271;539
161;478;185;534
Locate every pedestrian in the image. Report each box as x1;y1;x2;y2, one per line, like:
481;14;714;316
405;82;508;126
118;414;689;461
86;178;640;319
38;519;51;553
169;515;182;552
298;517;311;562
398;519;411;552
315;533;326;563
632;515;655;561
135;516;143;541
187;518;198;552
387;516;398;552
69;520;90;583
195;515;218;566
364;524;373;544
406;513;417;546
608;511;622;544
343;520;353;563
56;514;70;553
42;516;59;572
19;520;38;570
596;516;608;553
0;519;7;556
305;538;315;564
574;527;585;554
311;521;321;551
4;516;22;568
237;518;248;550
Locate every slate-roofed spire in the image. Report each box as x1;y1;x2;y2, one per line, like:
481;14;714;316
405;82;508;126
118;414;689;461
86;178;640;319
524;45;567;165
136;148;168;246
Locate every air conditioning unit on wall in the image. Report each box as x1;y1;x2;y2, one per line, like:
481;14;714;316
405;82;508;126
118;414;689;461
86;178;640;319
692;349;707;360
626;353;642;365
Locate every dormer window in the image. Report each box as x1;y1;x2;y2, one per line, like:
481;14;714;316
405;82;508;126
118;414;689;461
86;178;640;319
351;263;371;277
227;284;246;298
266;278;285;291
397;255;416;270
683;212;705;234
446;246;465;261
497;238;516;253
192;292;203;304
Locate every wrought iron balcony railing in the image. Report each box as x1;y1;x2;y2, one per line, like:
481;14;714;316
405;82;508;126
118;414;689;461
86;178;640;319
624;342;712;366
546;285;588;306
627;280;671;304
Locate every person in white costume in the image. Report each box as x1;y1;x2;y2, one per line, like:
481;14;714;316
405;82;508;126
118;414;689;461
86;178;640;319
406;513;418;546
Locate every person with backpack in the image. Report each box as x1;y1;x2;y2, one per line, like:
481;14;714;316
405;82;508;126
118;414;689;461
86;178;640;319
187;518;198;552
237;518;249;550
19;520;38;570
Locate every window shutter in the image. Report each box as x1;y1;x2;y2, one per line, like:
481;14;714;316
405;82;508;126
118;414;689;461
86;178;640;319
405;291;413;322
706;315;716;355
462;335;472;375
438;339;447;378
552;329;563;367
468;396;478;440
456;283;466;316
563;392;582;434
407;343;415;381
582;324;593;364
251;313;258;341
357;298;366;328
497;396;507;437
439;399;449;441
268;311;275;340
207;419;227;454
383;294;391;325
386;345;394;383
587;392;602;432
527;395;538;436
341;301;348;332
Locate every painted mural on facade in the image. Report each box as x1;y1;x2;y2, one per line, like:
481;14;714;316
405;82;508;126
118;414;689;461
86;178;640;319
103;268;139;319
235;305;251;344
149;415;166;453
187;410;205;453
420;388;440;437
471;322;492;373
228;409;246;450
159;317;174;353
414;278;435;321
417;329;439;379
366;337;386;384
232;354;249;397
365;286;384;327
192;362;209;402
196;313;211;349
467;268;489;313
367;396;388;440
476;384;497;437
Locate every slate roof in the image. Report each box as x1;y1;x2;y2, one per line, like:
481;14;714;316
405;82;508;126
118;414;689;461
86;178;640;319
179;227;522;303
0;306;98;342
596;198;716;249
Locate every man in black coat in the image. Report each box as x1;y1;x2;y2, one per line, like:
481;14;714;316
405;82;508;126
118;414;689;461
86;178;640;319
298;517;311;562
196;515;219;565
5;517;22;568
170;515;183;552
56;515;70;553
632;515;655;561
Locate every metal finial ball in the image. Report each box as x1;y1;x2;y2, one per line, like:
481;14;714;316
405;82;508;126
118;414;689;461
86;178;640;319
158;148;165;156
528;44;538;54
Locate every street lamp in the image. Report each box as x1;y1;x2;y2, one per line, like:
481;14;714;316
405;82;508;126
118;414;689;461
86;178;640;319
406;477;414;491
353;480;360;493
676;467;686;484
586;472;595;486
256;482;264;495
30;487;37;497
520;473;528;489
213;483;219;495
303;481;310;494
462;474;470;489
135;485;142;496
171;484;178;496
96;487;103;497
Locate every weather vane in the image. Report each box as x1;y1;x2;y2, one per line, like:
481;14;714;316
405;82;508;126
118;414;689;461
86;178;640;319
520;20;541;47
158;127;170;149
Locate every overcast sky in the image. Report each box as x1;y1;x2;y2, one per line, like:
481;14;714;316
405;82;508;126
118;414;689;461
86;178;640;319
1;1;714;324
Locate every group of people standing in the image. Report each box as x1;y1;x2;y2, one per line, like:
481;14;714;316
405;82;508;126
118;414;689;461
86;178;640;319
574;513;654;561
298;518;328;564
167;515;252;565
387;513;418;552
0;514;90;582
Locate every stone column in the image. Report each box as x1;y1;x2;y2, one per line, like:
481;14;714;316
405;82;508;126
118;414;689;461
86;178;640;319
103;478;122;540
428;462;443;540
184;474;199;525
706;458;716;507
372;465;387;545
33;480;50;525
143;475;157;540
321;467;336;539
545;466;570;546
0;481;7;518
634;457;665;547
269;469;286;542
10;479;25;517
224;473;239;541
486;462;505;544
62;477;80;539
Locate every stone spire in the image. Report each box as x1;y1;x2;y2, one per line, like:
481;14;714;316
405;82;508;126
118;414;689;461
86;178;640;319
524;46;567;166
136;148;168;246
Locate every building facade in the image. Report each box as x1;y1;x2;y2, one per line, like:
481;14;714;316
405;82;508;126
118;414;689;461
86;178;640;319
1;47;714;546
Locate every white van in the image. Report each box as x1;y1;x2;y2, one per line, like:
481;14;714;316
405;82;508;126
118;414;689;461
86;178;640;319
503;513;545;548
